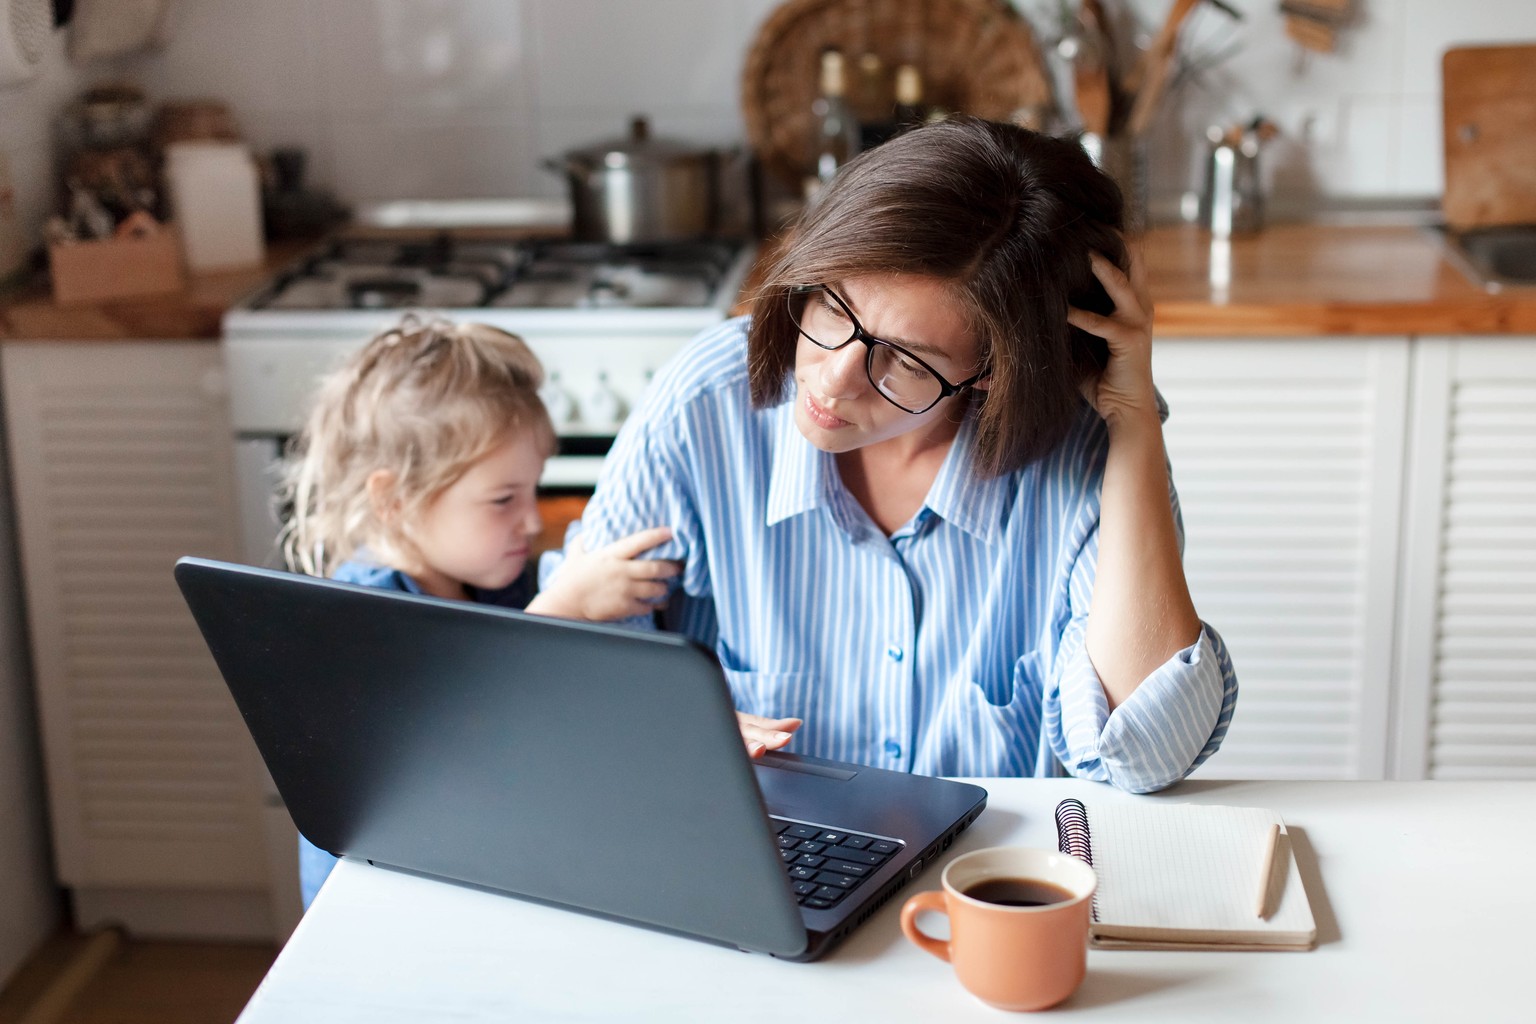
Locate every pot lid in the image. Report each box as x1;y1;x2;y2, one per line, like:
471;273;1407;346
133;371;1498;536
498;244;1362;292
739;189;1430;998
562;116;710;169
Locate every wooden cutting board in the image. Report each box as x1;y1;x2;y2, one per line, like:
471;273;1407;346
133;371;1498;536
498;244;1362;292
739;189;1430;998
1442;44;1536;230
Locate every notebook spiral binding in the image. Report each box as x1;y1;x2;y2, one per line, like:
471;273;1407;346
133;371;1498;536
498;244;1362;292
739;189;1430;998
1054;797;1100;922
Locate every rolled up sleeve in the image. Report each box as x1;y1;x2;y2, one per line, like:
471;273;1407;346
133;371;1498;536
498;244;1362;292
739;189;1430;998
1043;450;1239;792
1050;621;1237;793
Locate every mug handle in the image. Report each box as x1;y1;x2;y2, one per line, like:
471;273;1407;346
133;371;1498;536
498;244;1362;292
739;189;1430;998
900;890;951;962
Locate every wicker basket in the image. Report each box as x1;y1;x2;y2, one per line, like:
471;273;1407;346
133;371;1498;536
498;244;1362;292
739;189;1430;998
741;0;1053;188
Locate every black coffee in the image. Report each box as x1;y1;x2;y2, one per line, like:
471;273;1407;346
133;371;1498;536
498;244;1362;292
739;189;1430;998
963;878;1076;907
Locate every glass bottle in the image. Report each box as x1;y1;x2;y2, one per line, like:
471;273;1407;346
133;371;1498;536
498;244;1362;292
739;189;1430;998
893;64;926;132
806;48;861;197
854;52;893;150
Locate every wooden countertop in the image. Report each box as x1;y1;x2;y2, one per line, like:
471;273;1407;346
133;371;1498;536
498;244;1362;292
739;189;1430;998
0;241;315;342
1140;224;1536;336
4;224;1534;342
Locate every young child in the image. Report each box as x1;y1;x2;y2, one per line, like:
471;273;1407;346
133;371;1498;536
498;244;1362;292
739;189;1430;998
278;314;678;908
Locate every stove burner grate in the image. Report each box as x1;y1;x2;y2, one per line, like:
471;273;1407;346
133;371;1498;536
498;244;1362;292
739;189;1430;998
252;233;745;312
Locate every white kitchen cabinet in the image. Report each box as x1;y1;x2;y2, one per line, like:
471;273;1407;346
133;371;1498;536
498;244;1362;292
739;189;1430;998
1394;338;1536;780
1153;338;1412;780
0;341;272;939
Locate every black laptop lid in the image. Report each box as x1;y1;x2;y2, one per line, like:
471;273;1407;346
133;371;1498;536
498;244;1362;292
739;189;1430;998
174;557;808;956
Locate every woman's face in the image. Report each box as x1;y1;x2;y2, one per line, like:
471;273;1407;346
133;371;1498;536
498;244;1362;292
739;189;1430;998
791;273;983;454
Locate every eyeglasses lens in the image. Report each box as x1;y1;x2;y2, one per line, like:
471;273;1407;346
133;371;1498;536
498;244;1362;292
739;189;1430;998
866;346;941;412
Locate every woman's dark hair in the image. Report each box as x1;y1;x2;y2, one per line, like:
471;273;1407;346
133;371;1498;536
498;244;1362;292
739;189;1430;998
748;115;1127;476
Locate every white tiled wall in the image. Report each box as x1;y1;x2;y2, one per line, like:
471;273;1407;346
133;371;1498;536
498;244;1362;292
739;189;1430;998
118;0;782;204
4;0;1536;228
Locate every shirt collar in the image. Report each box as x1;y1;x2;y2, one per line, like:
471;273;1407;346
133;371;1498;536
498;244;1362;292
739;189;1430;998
764;400;1010;544
765;402;833;527
922;407;1010;545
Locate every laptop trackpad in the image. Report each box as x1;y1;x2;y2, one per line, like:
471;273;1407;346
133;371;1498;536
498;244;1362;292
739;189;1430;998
755;752;857;781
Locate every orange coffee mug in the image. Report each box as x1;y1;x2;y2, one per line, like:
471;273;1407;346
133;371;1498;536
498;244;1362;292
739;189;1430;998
900;846;1097;1012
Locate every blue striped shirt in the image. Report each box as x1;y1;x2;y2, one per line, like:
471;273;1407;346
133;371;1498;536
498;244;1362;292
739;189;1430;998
543;317;1237;793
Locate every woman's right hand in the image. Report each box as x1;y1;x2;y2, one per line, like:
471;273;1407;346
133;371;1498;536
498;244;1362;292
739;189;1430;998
1068;247;1160;431
527;526;680;622
738;712;802;758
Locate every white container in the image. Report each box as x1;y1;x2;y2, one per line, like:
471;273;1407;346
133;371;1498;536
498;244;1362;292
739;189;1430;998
165;141;266;273
0;0;49;88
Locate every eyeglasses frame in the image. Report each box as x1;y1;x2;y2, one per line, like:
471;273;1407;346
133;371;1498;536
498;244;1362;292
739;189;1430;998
787;284;989;415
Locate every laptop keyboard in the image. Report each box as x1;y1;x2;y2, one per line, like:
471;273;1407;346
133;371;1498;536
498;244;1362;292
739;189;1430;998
772;818;903;911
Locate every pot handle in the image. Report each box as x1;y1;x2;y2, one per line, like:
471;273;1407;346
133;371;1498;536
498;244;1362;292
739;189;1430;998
541;155;589;176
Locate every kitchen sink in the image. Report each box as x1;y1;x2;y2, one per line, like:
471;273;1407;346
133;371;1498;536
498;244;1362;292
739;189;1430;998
1439;224;1536;292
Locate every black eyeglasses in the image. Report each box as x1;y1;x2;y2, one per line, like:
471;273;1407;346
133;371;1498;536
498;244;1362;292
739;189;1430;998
787;285;988;415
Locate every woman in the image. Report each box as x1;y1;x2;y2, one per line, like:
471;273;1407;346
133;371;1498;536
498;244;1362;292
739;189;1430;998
547;116;1236;793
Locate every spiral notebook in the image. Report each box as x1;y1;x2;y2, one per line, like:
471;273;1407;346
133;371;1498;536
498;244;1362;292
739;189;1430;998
1054;798;1317;951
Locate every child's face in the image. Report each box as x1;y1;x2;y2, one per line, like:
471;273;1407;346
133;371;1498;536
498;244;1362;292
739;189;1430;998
404;431;546;598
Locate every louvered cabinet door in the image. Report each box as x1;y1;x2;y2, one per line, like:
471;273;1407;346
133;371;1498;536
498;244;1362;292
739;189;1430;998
0;343;266;894
1396;339;1536;780
1152;339;1411;779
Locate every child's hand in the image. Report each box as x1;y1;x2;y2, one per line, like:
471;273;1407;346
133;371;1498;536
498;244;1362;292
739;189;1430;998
527;526;681;622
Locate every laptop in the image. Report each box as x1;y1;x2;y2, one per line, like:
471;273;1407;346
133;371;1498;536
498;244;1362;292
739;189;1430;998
174;557;987;962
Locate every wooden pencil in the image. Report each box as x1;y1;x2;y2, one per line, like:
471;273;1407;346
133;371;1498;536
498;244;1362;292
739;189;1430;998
1255;822;1283;919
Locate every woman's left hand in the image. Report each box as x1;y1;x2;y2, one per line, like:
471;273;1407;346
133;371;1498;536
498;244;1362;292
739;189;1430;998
1067;246;1160;429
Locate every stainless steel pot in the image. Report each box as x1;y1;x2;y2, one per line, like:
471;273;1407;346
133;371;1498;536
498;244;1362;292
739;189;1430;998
544;117;718;244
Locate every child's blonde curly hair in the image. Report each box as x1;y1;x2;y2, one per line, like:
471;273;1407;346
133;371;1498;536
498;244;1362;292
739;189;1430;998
278;314;555;578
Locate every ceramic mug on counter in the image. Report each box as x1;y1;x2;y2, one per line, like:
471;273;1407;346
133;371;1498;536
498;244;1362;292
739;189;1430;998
900;846;1097;1012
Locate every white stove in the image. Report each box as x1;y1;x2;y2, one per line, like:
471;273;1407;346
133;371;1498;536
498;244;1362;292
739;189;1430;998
222;233;755;499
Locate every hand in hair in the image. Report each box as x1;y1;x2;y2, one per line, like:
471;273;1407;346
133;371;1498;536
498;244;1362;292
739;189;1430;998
526;526;681;622
1066;247;1160;431
1069;244;1203;705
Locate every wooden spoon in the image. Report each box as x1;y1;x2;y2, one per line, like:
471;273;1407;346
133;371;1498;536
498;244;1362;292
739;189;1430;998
1072;0;1113;136
1074;59;1112;137
1126;0;1202;137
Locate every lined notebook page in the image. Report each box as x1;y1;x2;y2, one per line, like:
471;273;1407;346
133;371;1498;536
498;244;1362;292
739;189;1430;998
1090;803;1313;938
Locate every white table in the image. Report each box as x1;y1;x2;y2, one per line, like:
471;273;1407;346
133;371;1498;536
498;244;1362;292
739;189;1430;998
237;779;1536;1022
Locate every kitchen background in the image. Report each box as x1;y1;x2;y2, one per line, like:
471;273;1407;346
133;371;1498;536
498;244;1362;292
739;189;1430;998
2;0;1535;1007
6;0;1536;254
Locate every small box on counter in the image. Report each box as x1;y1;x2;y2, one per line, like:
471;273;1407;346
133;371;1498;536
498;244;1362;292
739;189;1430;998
48;214;185;305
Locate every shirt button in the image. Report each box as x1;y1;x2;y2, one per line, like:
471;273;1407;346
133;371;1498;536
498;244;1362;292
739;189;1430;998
886;645;903;662
883;740;902;758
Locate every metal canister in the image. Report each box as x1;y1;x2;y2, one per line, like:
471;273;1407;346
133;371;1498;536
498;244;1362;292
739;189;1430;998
1198;124;1264;238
